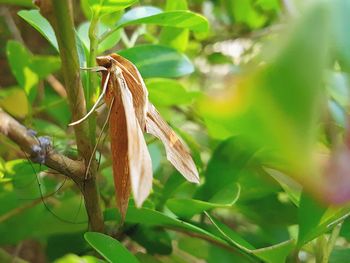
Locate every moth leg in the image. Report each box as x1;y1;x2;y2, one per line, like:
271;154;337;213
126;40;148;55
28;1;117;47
80;66;108;72
84;97;115;180
69;72;111;126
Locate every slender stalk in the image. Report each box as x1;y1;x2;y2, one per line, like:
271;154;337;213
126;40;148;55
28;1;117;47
87;12;100;147
315;235;327;263
322;222;343;263
35;0;104;232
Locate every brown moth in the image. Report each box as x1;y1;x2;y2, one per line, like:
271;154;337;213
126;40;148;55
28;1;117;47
70;54;199;218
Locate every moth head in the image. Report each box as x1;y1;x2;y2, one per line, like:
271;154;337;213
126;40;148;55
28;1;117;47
96;55;114;68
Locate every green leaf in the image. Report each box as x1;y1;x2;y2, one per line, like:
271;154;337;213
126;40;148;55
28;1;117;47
297;192;328;246
159;27;189;52
17;10;58;51
224;0;267;29
118;45;194;78
252;240;295;263
0;0;33;7
205;212;255;251
256;0;280;11
6;41;61;102
145;78;199;107
129;226;172;255
32;119;66;138
135;253;163;263
41;93;71;127
116;6;209;32
104;207;225;244
178;237;209;259
77;21;121;54
0;88;29;118
31;56;61;79
265;168;302;206
195;137;260;201
148;144;161;172
207;245;252;263
54;254;105;263
330;248;350;263
87;0;138;16
207;52;233;65
167;183;240;218
99;29;121;54
198;2;330;185
47;233;89;262
205;212;295;263
6;41;37;101
84;232;139;263
0;160;87;245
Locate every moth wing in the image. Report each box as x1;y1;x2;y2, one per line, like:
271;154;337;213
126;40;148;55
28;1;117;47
117;72;153;207
104;74;130;219
146;103;200;183
111;54;148;130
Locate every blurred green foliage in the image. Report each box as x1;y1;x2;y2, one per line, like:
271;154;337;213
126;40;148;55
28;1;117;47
1;0;350;262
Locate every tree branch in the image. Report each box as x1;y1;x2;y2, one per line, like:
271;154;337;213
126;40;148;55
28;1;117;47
35;0;92;161
0;108;85;180
32;0;104;232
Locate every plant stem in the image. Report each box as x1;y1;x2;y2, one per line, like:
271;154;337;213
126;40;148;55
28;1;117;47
322;222;343;263
87;12;99;147
36;0;104;232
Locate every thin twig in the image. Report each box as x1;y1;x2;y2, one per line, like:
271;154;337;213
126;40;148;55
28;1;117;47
46;75;67;98
323;221;343;263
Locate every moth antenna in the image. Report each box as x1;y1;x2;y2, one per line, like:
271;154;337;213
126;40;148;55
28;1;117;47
85;96;115;180
69;72;111;126
80;66;108;72
111;58;141;85
23;152;86;224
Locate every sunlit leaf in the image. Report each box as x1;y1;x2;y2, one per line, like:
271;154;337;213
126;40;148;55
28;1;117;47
84;232;140;263
0;88;29;118
18;10;58;50
87;0;138;16
6;41;61;102
54;254;105;263
118;45;194;78
167;183;240;218
0;0;33;7
145;78;199;107
77;21;121;54
116;6;209;32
